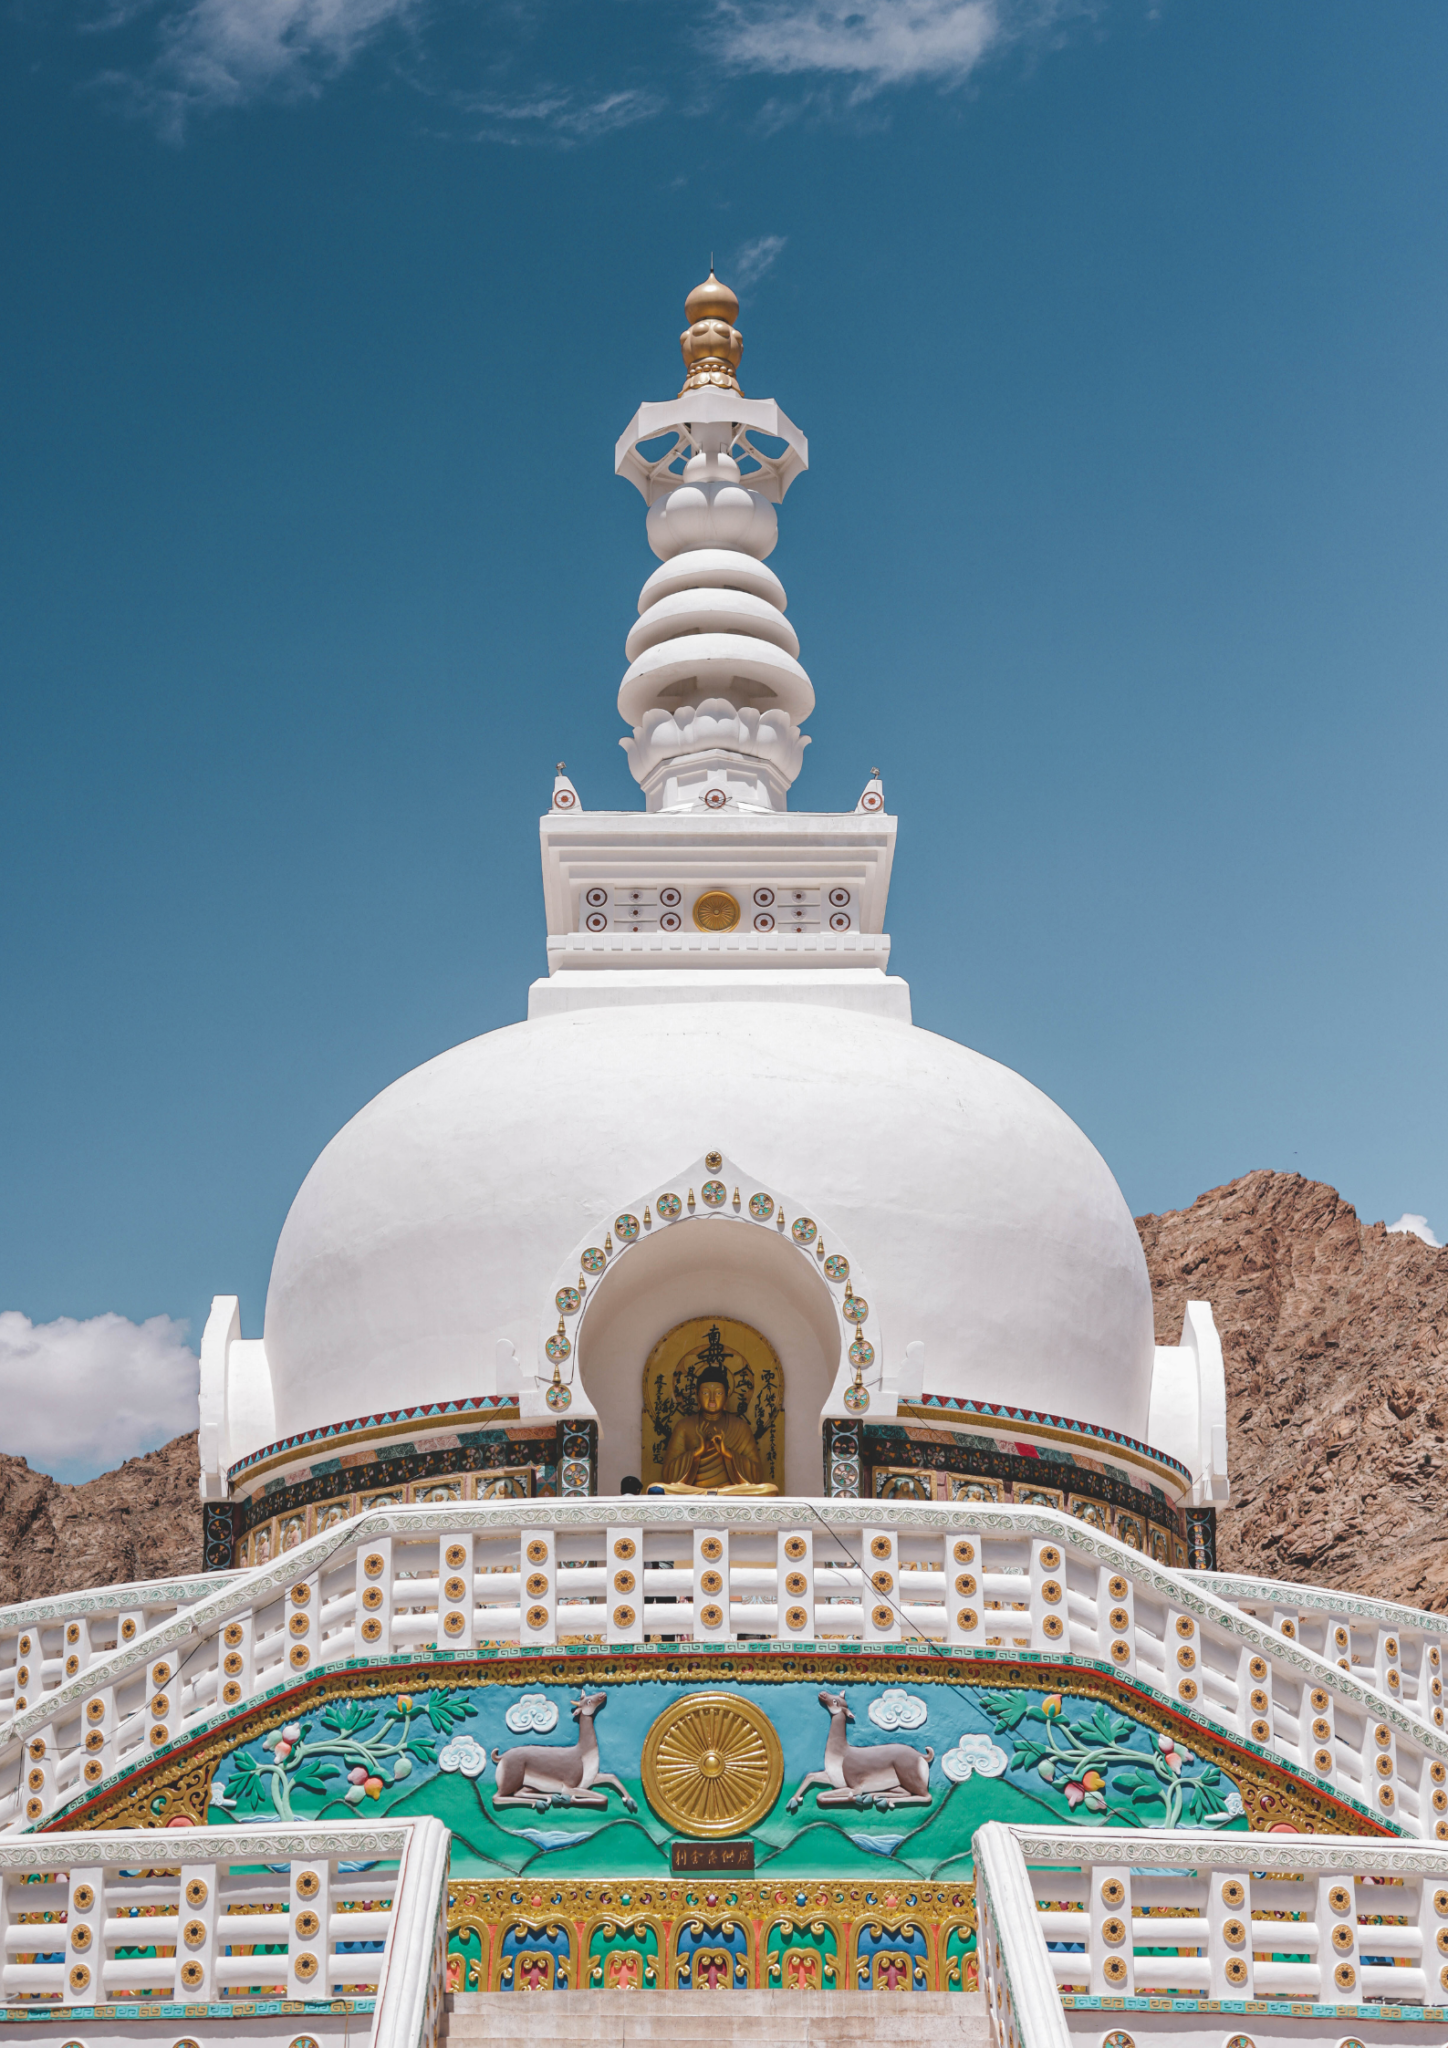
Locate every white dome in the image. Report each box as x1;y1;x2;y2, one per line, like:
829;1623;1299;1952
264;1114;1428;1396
262;1002;1155;1476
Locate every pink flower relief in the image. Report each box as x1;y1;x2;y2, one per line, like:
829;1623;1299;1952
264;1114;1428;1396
1063;1779;1086;1807
348;1766;369;1785
273;1740;293;1761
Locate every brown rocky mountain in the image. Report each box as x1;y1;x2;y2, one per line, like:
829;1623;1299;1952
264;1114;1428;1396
1;1170;1444;1610
0;1431;202;1606
1139;1170;1448;1609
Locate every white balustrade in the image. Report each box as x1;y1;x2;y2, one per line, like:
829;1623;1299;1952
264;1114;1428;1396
0;1817;446;2048
0;1575;241;1725
1186;1566;1448;1732
3;1503;1448;1846
975;1820;1448;2047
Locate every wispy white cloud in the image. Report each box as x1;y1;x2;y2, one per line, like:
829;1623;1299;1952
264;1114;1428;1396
732;233;788;290
711;0;1079;97
0;1311;198;1484
1387;1213;1441;1248
101;0;416;138
462;85;665;145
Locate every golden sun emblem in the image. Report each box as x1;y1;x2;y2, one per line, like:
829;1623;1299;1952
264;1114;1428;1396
641;1692;783;1837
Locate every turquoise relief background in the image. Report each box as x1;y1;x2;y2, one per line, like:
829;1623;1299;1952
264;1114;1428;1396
205;1671;1246;1878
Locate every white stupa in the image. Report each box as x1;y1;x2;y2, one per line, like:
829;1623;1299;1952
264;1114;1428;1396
197;271;1228;1571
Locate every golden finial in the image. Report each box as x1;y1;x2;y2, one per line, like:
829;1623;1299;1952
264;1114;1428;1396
644;1204;653;1229
680;269;743;397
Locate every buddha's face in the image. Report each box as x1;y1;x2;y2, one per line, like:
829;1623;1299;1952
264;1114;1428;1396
698;1379;726;1416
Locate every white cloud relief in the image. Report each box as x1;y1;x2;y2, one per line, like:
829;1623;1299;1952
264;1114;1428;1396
0;1311;199;1484
1387;1214;1441;1248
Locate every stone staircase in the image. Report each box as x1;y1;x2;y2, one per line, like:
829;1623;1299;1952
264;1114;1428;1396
442;1989;991;2047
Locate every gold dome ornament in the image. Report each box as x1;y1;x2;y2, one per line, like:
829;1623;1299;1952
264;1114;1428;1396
680;269;744;397
641;1692;783;1837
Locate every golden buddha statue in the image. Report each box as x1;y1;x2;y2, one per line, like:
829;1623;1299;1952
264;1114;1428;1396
656;1331;778;1496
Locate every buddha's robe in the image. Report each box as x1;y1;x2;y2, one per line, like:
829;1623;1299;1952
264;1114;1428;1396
661;1408;766;1490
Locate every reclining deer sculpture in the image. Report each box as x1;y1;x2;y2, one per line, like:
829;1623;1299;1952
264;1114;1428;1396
492;1690;638;1813
787;1689;934;1811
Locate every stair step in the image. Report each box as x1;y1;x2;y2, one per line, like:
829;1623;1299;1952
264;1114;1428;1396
441;1989;990;2046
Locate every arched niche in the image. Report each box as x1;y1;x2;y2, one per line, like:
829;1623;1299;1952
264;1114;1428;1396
576;1216;841;1496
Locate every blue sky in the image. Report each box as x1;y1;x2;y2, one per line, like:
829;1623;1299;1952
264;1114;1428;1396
3;2;1447;1476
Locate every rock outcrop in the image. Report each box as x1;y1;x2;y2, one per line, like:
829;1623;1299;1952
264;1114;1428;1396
1137;1170;1448;1608
0;1432;203;1605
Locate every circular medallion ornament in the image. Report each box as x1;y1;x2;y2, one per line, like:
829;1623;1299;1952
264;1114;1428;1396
615;1213;640;1242
824;1254;849;1281
545;1332;571;1363
546;1382;572;1411
641;1692;784;1838
657;1193;682;1220
581;1247;606;1274
843;1294;869;1323
693;891;740;932
749;1192;774;1220
849;1338;874;1369
791;1216;817;1245
555;1287;581;1316
701;1180;727;1207
843;1381;870;1412
561;1459;590;1488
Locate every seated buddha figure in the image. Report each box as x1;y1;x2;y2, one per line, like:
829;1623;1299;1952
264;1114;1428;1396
658;1339;777;1496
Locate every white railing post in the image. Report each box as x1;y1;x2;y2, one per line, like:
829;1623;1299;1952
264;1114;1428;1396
605;1526;643;1646
147;1652;176;1756
14;1631;35;1716
1367;1712;1402;1827
358;1538;395;1654
219;1611;253;1710
288;1854;331;2001
1030;1539;1065;1654
1418;1870;1448;2004
79;1684;115;1795
775;1527;813;1641
63;1863;103;2005
1088;1861;1133;1997
1240;1645;1271;1743
61;1618;89;1684
1164;1604;1200;1709
693;1528;731;1643
23;1734;54;1825
175;1860;218;2000
283;1570;321;1678
1206;1865;1253;2000
862;1526;900;1644
1318;1871;1361;2002
520;1530;557;1648
438;1535;475;1652
947;1532;983;1649
1098;1565;1135;1675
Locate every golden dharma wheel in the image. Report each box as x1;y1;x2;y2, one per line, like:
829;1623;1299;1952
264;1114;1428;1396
641;1691;783;1838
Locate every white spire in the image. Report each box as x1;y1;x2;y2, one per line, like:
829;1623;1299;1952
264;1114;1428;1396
614;271;811;815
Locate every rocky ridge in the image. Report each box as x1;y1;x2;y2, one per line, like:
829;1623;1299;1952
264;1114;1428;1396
1139;1170;1448;1608
0;1432;202;1605
1;1171;1445;1610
